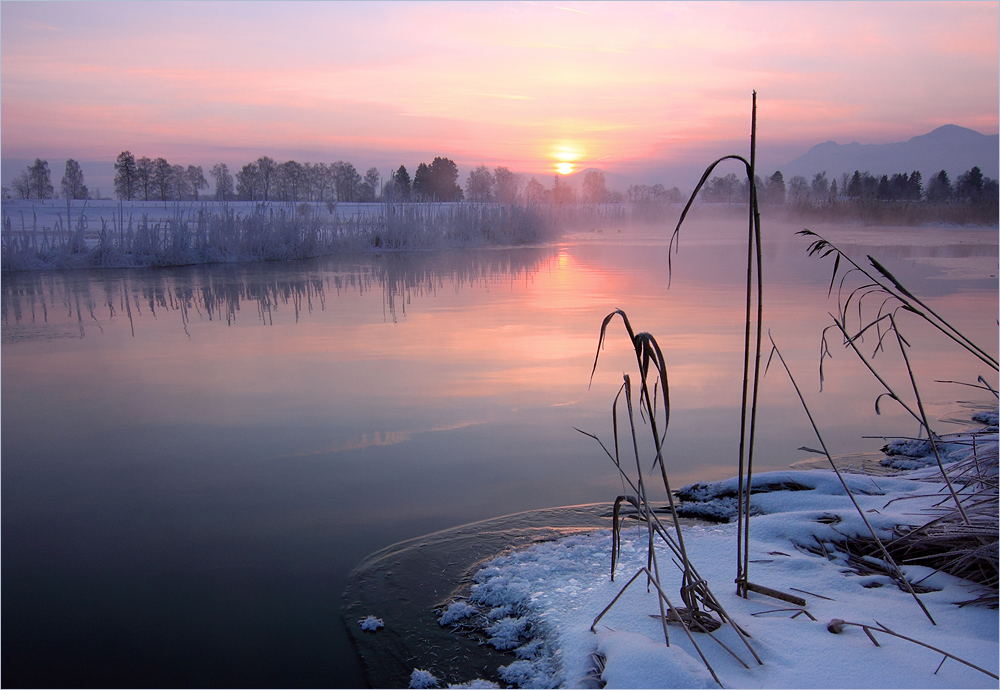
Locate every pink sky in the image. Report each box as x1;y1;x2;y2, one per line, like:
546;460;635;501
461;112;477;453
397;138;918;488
1;1;997;181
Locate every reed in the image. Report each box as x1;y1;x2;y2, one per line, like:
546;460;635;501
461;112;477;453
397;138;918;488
665;92;770;598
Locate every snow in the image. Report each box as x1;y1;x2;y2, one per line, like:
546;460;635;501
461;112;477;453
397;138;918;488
425;426;998;688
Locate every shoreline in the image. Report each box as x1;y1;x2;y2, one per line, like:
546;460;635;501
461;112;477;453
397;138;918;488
344;415;998;688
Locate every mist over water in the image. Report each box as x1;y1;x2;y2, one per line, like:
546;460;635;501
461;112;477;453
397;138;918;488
2;220;996;687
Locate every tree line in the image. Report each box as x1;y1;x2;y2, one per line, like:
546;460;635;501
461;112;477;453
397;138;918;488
701;167;998;206
5;153;684;208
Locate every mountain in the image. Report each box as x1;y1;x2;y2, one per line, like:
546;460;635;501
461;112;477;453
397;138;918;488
778;125;999;183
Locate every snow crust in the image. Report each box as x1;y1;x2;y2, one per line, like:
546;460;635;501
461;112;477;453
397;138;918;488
429;427;998;688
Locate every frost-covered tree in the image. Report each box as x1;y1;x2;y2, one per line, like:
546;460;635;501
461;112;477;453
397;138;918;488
186;165;208;201
170;164;191;200
61;159;88;200
331;161;361;202
114;151;137;200
524;176;546;204
256;156;276;201
236;162;260;201
465;165;495;202
703;173;740;203
552;175;575;204
310;163;333;203
582;170;610;203
26;159;54;199
211;163;234;201
136;156;153;201
152;158;173;201
276;160;305;202
494;166;521;204
360;167;380;202
810;172;829;202
787;175;809;204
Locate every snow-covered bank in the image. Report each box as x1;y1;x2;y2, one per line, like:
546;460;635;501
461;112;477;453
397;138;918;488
416;424;998;688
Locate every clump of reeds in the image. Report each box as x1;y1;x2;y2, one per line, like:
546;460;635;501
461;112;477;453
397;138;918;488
579;309;761;688
797;230;998;607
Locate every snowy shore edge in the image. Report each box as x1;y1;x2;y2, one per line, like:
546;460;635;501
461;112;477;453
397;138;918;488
372;416;999;689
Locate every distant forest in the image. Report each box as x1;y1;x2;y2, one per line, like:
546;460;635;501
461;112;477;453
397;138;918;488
5;151;998;222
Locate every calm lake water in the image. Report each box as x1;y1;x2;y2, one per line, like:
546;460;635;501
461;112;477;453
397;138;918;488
2;215;997;687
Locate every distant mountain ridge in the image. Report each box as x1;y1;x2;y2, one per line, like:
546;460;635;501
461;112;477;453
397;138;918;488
779;124;999;182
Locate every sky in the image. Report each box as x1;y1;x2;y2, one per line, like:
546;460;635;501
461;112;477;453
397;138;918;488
1;1;998;187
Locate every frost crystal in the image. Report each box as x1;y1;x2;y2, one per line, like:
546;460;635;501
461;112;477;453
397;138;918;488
358;615;384;632
409;668;439;688
439;600;478;626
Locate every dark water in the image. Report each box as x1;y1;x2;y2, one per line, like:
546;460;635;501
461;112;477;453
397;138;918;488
2;219;996;687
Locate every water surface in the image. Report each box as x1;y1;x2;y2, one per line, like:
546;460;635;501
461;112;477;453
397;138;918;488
3;217;996;687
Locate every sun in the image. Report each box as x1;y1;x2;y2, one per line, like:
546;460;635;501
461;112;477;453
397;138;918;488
551;142;583;175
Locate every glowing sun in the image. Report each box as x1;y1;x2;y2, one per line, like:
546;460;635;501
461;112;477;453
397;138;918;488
551;142;583;175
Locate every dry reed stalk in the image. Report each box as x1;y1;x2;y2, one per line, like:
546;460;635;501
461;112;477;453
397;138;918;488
766;334;937;624
666;92;765;596
827;619;998;680
582;308;761;682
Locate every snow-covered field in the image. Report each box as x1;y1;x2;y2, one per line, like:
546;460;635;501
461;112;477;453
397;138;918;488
391;422;998;689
